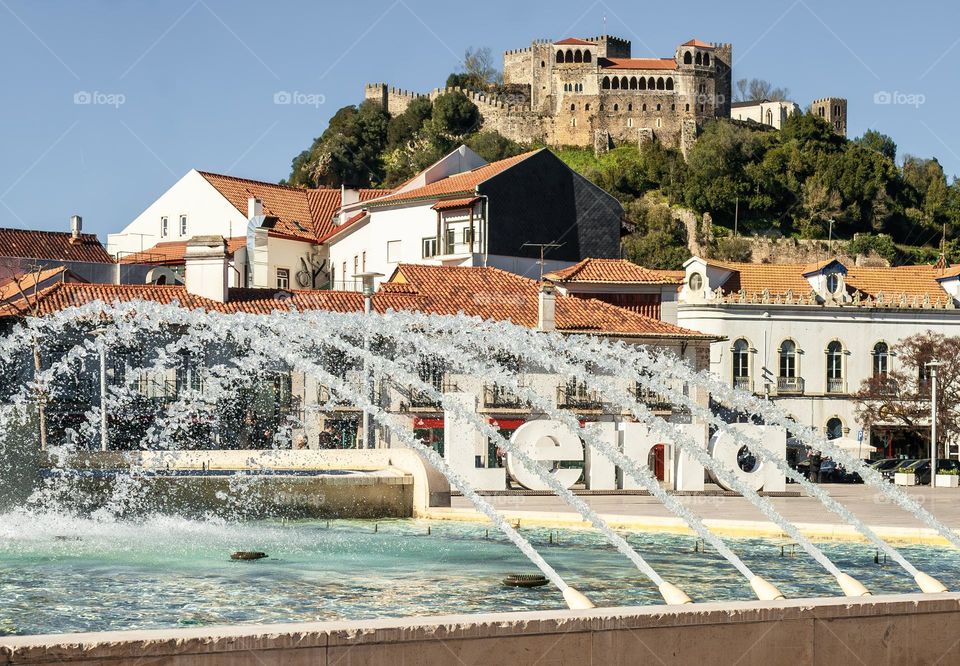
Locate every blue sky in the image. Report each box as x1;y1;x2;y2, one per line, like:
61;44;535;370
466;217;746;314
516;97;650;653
1;0;957;239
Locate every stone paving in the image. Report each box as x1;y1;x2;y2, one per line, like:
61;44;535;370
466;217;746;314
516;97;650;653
450;483;960;530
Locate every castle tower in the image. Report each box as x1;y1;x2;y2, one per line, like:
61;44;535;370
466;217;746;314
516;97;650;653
812;97;847;137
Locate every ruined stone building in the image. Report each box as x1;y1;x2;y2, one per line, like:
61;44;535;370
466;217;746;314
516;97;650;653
366;35;732;155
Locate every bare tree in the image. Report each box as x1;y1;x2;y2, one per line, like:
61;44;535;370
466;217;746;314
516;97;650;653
460;47;502;89
735;78;791;103
853;332;960;458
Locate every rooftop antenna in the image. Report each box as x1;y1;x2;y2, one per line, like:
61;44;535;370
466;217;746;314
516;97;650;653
522;241;564;280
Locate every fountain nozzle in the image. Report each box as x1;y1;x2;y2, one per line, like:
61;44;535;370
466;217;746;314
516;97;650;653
562;587;596;610
914;571;949;593
749;575;785;601
658;581;693;605
835;573;871;597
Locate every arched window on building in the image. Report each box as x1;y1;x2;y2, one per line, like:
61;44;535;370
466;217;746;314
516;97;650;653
601;76;611;89
733;339;751;390
685;103;690;112
779;340;797;379
613;103;619;111
683;51;693;65
666;77;674;90
656;77;665;90
695;51;703;65
565;49;574;63
826;417;843;440
703;53;711;66
556;50;564;64
642;103;647;111
584;103;590;111
541;60;546;68
612;76;620;89
826;341;844;393
648;77;656;89
766;108;773;125
873;342;889;379
628;103;633;111
574;49;583;63
638;77;647;90
656;103;661;111
570;103;576;111
629;77;638;89
584;50;592;63
620;76;629;89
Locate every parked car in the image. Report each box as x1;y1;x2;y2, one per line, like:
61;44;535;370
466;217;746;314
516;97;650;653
881;459;917;482
900;459;960;486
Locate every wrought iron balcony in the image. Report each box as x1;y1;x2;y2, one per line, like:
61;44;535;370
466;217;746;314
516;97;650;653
776;376;805;395
405;379;457;411
630;382;673;411
483;383;528;409
557;381;603;410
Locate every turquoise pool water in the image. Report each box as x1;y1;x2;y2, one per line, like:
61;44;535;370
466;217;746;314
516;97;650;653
2;512;958;636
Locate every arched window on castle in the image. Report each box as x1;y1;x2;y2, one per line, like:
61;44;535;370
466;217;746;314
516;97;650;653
570;103;576;111
584;103;590;111
638;77;647;90
627;118;633;127
703;53;711;66
556;50;564;64
628;103;633;111
656;103;661;111
620;76;628;89
564;49;574;63
613;103;619;111
583;50;592;63
611;77;620;89
541;60;546;68
685;103;690;112
695;52;703;65
666;77;674;90
601;76;611;89
574;49;583;63
642;103;647;111
647;77;656;89
629;77;638;90
656;77;665;90
683;51;693;65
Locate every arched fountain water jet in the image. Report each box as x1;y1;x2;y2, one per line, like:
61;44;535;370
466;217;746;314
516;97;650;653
315;310;777;601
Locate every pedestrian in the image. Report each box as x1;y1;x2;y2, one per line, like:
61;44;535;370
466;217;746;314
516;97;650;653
808;449;822;483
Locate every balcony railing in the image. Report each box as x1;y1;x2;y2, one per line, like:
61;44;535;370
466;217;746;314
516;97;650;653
483;383;528;409
826;377;845;394
406;379;457;411
631;382;673;411
557;381;603;410
318;379;381;409
733;376;752;393
776;376;805;395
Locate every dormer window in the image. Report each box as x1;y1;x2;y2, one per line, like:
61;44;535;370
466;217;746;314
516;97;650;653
826;272;840;294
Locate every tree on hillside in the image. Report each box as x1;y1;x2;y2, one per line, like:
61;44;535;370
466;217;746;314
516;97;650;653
286;101;389;188
430;90;482;139
856;129;897;162
465;131;524;162
853;332;960;458
386;97;433;152
735;78;790;102
447;47;502;90
621;198;690;269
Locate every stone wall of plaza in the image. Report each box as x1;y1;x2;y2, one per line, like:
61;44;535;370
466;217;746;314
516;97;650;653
365;37;732;152
6;595;960;664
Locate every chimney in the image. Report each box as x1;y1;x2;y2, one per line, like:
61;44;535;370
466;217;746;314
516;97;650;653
70;215;82;241
248;197;263;219
185;236;229;303
538;283;556;332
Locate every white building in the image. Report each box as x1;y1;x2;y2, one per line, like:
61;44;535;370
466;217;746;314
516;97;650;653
676;256;960;457
730;99;800;130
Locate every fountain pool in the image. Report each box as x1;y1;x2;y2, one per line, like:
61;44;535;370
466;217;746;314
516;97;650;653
2;514;958;637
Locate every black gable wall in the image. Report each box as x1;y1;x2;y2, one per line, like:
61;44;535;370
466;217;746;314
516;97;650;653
479;150;622;263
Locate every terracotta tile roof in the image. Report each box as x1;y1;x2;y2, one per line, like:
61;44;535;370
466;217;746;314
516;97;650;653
681;39;714;48
431;196;481;212
388;264;710;339
118;237;247;265
708;260;956;300
0;266;74;304
369;151;540;205
544;258;684;285
199;172;392;244
600;58;677;71
555;37;596;46
316;211;369;243
0;228;113;264
199;172;316;242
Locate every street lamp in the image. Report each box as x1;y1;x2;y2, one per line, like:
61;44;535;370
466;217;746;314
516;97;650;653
353;272;384;450
926;360;942;486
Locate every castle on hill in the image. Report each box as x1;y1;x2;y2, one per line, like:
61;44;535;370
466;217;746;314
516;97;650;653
366;35;847;155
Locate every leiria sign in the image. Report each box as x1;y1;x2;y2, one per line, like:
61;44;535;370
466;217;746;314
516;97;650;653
441;395;785;493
